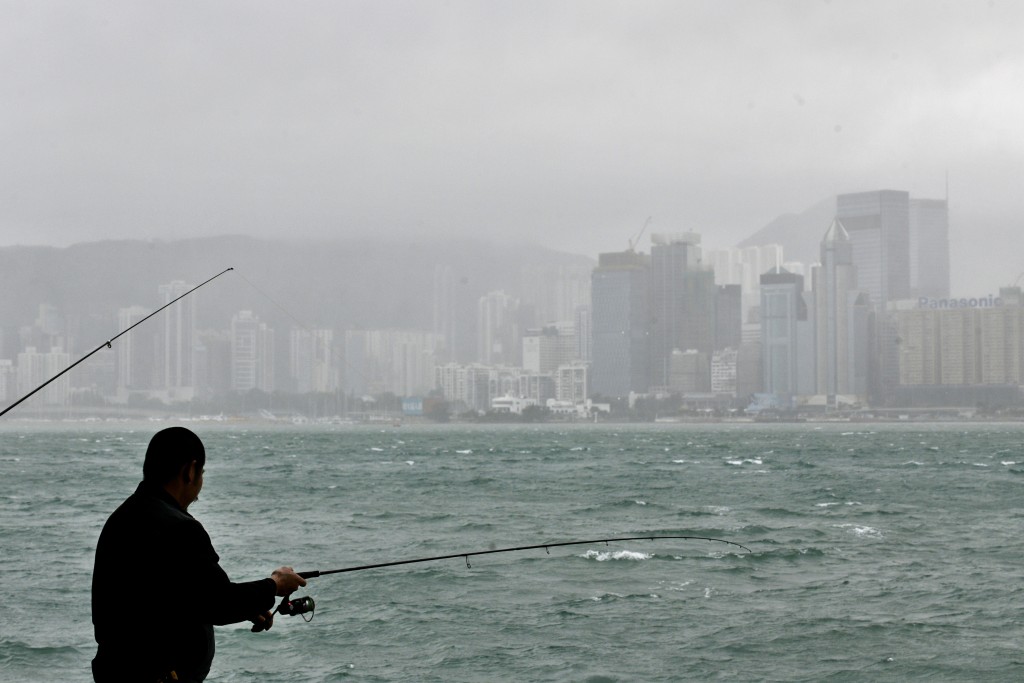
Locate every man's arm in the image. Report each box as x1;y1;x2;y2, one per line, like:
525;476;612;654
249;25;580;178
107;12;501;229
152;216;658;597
186;522;306;626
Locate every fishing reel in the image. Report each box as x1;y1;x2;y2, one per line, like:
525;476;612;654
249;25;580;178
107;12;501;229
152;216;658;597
277;595;316;622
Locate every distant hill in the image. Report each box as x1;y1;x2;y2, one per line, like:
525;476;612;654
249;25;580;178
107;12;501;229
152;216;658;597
736;196;836;265
0;236;593;351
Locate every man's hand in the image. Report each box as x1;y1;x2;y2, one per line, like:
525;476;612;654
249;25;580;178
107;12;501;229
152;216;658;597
271;566;307;596
250;610;274;632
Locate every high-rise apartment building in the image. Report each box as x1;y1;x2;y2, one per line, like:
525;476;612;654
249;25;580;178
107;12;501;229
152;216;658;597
890;289;1024;395
522;323;576;373
157;281;196;400
231;311;275;392
590;250;651;399
435;363;492;412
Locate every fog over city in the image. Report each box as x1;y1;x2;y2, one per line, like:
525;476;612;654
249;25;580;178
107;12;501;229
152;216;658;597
3;0;1023;293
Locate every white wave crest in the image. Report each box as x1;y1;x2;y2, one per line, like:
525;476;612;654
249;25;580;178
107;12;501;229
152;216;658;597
726;458;762;466
835;523;882;538
583;550;652;562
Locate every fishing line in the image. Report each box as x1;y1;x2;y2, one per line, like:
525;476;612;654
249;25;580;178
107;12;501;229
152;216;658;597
0;267;234;418
230;269;380;413
232;269;313;332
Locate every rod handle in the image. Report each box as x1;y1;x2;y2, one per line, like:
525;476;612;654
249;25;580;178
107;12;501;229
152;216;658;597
298;570;320;579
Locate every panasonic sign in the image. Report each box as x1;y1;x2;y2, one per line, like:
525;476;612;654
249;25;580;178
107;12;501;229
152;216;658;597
918;295;1003;309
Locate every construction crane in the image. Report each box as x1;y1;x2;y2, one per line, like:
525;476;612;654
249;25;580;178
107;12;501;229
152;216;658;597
628;216;652;252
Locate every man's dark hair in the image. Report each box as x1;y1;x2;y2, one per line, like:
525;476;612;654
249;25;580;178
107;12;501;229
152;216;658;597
143;426;206;484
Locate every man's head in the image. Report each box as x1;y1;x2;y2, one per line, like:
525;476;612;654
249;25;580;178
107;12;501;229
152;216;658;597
143;427;205;507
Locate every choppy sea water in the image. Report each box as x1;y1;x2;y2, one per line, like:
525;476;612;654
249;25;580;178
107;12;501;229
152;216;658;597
2;422;1024;682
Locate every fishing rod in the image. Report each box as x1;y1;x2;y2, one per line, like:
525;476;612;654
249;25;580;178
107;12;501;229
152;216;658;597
0;267;234;418
274;534;752;621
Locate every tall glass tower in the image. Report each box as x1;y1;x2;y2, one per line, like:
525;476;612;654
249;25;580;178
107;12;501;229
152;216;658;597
590;250;650;399
836;190;911;307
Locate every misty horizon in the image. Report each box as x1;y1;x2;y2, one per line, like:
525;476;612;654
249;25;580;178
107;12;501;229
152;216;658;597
3;1;1022;294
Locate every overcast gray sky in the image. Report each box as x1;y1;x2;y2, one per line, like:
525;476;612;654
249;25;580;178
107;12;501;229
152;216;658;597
2;0;1022;292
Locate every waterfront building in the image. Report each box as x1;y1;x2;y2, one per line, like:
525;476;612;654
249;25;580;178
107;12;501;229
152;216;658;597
435;363;491;413
888;288;1024;405
760;268;814;404
555;363;588;403
590;249;651;399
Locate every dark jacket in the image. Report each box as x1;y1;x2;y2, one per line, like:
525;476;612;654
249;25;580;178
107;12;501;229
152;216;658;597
92;481;276;682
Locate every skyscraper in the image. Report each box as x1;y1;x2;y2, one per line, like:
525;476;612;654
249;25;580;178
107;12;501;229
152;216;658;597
836;190;911;307
813;219;870;401
590;250;650;399
760;267;812;402
649;233;715;389
909;198;950;299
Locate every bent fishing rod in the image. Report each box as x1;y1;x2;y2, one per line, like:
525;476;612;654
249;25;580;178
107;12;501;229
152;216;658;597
275;534;752;621
0;267;234;419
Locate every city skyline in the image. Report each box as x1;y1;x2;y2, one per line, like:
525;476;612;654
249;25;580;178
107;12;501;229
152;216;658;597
3;187;1023;416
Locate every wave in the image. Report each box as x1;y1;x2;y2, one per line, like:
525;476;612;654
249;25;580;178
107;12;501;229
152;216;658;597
581;549;652;561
